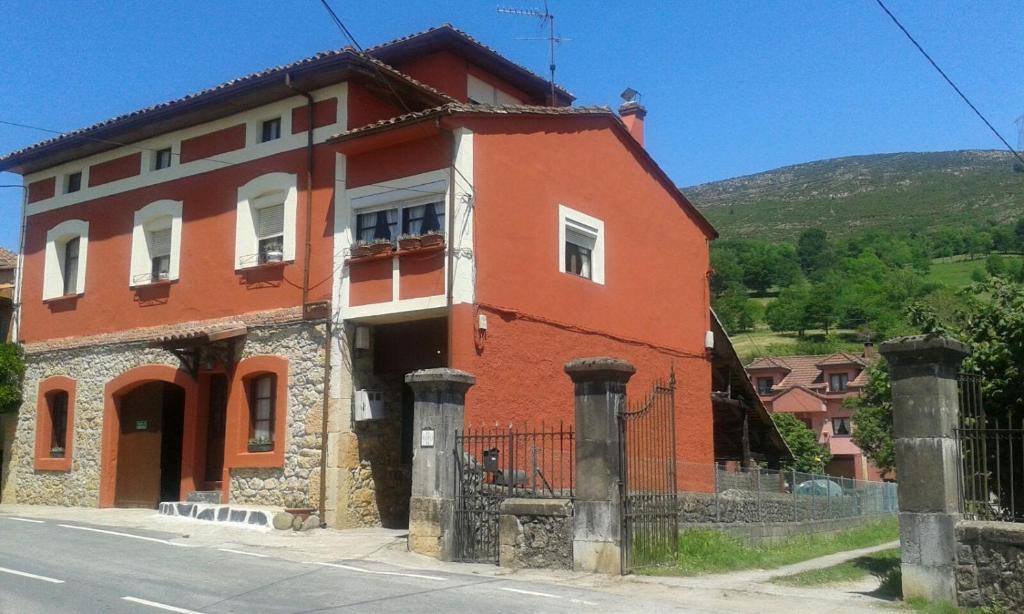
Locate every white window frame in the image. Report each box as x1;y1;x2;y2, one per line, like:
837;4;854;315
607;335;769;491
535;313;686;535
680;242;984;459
352;194;446;244
43;219;89;300
234;173;298;269
130;199;183;286
63;170;84;195
558;204;605;285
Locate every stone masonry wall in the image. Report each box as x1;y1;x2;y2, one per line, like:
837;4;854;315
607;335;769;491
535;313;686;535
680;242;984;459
226;321;326;508
678;490;878;524
11;319;325;508
956;520;1024;610
498;498;573;570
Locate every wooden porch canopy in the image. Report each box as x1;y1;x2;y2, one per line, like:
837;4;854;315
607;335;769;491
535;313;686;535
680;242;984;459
148;322;247;377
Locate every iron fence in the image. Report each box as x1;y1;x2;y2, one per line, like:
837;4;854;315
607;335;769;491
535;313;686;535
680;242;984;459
453;423;574;563
676;463;899;524
956;373;1024;523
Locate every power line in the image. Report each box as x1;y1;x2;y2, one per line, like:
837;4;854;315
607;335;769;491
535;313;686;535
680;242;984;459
874;0;1024;167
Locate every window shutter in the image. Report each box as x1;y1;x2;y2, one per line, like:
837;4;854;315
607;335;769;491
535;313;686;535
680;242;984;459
149;228;172;258
565;227;595;249
257;204;285;239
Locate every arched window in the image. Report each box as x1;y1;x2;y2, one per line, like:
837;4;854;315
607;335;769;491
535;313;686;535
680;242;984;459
130;200;183;286
35;376;76;471
234;173;297;269
43;219;89;300
228;356;288;468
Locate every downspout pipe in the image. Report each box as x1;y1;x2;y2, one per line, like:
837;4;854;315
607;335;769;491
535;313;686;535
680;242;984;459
285;74;328;521
285;73;315;316
445;124;456;366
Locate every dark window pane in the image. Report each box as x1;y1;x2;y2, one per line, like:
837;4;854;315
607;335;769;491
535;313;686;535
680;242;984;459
63;237;80;295
261;118;281;142
565;242;592;279
155;148;172;170
249;375;275;444
66;172;81;193
49;391;69;451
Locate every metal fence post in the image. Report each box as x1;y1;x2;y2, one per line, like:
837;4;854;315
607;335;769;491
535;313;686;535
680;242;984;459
792;469;798;522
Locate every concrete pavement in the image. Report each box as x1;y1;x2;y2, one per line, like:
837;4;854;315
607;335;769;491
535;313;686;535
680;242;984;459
0;505;899;613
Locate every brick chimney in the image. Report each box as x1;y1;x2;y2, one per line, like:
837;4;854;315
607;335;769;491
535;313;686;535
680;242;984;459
619;101;647;146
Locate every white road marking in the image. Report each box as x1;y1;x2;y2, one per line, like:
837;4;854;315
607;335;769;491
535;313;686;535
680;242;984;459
58;524;190;547
570;598;600;606
217;548;269;558
121;596;205;613
306;561;446;581
0;566;65;584
499;587;560;598
4;517;45;523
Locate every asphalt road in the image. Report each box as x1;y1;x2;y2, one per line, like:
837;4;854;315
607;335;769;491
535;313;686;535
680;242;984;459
0;515;692;613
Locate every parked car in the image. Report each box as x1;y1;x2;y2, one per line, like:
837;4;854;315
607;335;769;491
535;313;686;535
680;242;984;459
795;478;845;497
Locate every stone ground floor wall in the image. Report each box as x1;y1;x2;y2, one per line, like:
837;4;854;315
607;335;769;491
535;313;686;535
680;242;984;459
0;412;15;502
9;319;325;509
956;520;1024;609
498;498;573;570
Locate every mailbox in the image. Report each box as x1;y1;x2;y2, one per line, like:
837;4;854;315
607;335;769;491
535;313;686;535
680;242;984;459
353;390;384;421
482;448;500;473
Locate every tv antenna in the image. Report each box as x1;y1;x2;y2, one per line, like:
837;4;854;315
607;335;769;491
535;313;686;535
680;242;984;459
497;1;567;104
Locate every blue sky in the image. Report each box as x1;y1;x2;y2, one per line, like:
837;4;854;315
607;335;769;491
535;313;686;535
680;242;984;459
2;0;1022;251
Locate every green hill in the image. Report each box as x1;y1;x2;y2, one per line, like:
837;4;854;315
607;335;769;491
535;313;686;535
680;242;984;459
684;150;1024;241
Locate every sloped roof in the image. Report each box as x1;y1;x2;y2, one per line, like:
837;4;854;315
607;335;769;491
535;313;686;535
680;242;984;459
815;352;867;368
331;102;718;239
1;23;570;175
0;248;16;269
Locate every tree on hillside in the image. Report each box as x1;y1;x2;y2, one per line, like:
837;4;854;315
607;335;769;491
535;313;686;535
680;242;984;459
772;413;832;473
765;283;813;335
710;248;744;296
0;343;24;414
797;228;831;277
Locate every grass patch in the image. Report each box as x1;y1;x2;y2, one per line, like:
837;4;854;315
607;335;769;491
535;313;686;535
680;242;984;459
641;517;898;576
770;547;899;587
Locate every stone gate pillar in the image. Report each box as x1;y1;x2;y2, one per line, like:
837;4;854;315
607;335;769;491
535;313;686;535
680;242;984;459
405;368;475;561
880;335;970;604
565;357;635;574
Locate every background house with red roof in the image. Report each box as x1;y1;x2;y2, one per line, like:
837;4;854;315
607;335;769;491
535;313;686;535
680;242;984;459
747;346;888;481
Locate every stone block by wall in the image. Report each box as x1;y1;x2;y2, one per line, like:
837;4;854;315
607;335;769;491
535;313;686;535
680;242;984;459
498;498;573;570
956;521;1024;610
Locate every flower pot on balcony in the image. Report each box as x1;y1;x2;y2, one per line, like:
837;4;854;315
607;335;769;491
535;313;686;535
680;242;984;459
420;232;444;248
350;243;372;259
368;240;393;256
398;234;422;251
262;250;284;264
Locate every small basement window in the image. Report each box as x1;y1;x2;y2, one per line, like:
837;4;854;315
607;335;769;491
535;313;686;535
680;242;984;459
249;375;276;447
48;391;69;456
153;148;173;170
256;203;285;263
260;118;281;143
65;172;82;194
559;205;605;284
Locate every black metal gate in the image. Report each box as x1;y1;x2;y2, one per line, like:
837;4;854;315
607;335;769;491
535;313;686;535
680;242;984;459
956;373;1024;523
453;424;575;563
620;370;679;573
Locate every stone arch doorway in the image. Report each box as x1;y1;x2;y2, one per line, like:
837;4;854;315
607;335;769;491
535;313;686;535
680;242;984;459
100;365;198;508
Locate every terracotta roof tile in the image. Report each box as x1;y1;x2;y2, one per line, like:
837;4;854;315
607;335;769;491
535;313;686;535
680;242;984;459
330;102;614;141
0;248;16;269
746;352;877;392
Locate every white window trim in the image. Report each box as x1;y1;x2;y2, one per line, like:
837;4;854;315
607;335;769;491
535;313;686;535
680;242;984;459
43;219;89;300
130;199;183;286
235;172;298;270
62;168;88;195
558;204;605;285
467;74;522;106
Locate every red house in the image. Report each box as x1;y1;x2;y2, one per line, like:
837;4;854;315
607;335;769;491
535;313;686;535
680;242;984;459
0;26;783;526
747;348;888;481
